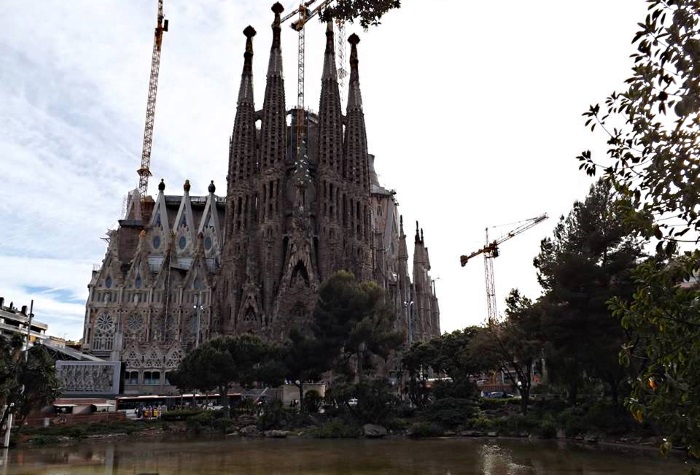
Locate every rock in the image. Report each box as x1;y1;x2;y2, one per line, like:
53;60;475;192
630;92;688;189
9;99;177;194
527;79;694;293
363;424;388;438
584;433;599;443
265;430;289;438
239;425;262;437
487;431;498;437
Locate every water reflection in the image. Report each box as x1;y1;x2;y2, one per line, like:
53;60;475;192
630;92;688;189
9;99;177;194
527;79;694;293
0;436;688;475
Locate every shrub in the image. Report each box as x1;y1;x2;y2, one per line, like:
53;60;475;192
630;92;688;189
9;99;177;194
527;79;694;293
160;409;202;421
29;435;59;446
307;418;362;438
538;417;558;439
408;421;443;438
420;398;479;430
303;390;323;413
468;415;495;432
257;400;293;430
495;414;541;436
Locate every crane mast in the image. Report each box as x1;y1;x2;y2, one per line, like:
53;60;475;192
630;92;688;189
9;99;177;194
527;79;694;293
137;0;168;217
281;0;338;156
460;213;548;323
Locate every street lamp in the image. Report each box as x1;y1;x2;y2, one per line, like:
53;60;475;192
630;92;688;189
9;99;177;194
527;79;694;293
193;294;201;348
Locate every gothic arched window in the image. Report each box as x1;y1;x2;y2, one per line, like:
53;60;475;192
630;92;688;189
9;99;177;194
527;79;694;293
92;314;115;351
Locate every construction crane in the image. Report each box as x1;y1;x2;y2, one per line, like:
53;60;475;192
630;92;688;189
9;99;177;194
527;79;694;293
136;0;168;219
280;0;338;156
460;213;548;324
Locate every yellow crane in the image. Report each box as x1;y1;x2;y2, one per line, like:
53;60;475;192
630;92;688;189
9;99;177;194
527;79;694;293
136;0;168;220
281;0;343;156
460;213;548;324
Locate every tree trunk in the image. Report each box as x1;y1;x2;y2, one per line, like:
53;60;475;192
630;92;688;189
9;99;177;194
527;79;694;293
297;382;304;413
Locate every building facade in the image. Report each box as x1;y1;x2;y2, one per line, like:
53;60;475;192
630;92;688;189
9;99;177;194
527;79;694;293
83;4;440;394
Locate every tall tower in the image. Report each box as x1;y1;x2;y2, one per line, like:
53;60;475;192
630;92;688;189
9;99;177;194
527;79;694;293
219;25;259;334
316;22;345;281
343;33;372;280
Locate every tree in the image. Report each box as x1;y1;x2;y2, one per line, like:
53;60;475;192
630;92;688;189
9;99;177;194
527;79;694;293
469;292;542;414
0;337;60;434
313;271;403;382
170;335;283;411
281;327;331;411
577;0;700;247
319;0;401;28
534;180;646;405
611;253;700;464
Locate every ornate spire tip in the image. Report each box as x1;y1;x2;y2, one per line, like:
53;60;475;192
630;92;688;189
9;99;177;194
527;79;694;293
243;25;256;38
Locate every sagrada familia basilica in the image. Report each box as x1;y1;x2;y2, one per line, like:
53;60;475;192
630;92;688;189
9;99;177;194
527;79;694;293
82;4;440;394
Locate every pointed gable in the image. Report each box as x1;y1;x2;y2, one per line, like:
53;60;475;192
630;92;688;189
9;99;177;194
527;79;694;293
198;181;223;262
173;180;196;258
148;179;171;255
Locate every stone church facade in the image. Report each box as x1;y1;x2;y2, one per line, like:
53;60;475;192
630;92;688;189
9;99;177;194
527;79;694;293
83;4;440;395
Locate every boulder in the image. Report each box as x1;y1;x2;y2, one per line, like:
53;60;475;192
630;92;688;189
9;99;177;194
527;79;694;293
265;430;289;438
240;425;262;437
363;424;388;438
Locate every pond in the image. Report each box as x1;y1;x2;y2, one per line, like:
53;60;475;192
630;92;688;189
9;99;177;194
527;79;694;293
0;436;690;475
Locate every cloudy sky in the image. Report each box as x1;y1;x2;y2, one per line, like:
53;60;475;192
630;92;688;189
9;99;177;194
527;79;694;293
0;0;647;340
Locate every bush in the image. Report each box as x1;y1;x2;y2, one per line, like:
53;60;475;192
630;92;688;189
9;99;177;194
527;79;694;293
468;415;495;432
29;435;59;446
557;407;587;437
257;400;293;430
160;409;202;421
420;398;479;430
307;418;362;438
433;379;478;400
408;421;444;438
303;390;323;413
494;414;541;436
538;417;558;439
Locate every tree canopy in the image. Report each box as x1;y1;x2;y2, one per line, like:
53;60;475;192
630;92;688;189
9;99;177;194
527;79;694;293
0;337;60;432
534;179;646;404
313;271;403;382
319;0;401;28
168;335;283;407
577;0;700;247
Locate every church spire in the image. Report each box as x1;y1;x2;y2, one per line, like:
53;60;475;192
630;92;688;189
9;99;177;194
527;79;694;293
344;33;369;192
318;21;344;178
225;26;258;237
259;4;287;172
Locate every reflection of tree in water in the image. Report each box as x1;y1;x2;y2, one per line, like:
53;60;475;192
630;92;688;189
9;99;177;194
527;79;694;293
480;444;535;474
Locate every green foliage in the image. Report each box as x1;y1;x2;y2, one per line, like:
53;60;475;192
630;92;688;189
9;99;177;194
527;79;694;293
534;179;646;405
494;414;541;436
257;400;293;430
319;0;400;28
538;417;558;439
402;327;483;407
159;409;202;421
314;271;403;381
469;293;541;413
303;390;323;413
407;421;443;438
577;0;700;245
307;418;362;438
29;435;59;446
0;337;61;431
324;379;400;425
419;397;479;430
170;335;283;408
612;252;700;459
